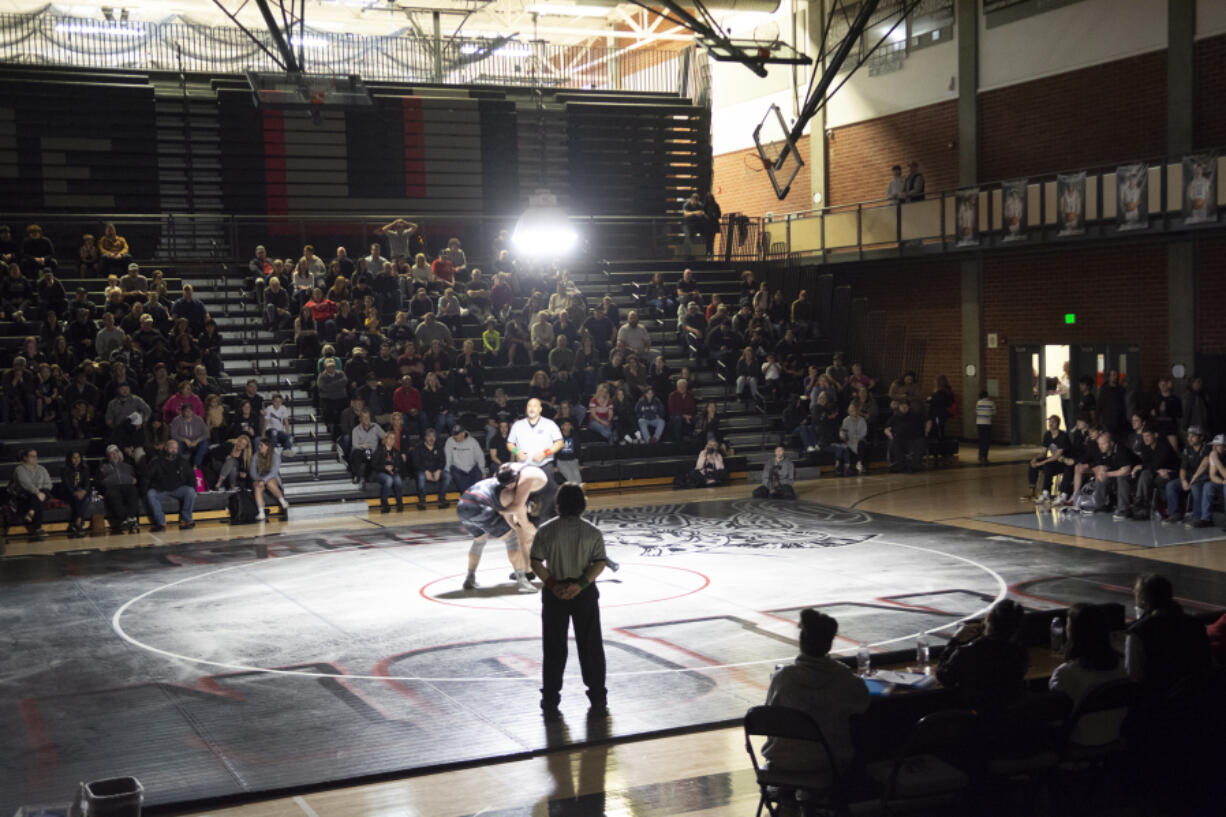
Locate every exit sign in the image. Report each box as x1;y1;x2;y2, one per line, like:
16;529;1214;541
1064;313;1077;325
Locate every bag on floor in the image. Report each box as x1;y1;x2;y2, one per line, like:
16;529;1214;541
1074;480;1099;512
228;491;258;524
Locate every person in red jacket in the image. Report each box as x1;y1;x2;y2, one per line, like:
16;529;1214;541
667;378;697;442
393;374;423;433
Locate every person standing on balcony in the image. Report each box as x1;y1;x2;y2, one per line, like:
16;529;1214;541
886;164;905;202
904;161;925;201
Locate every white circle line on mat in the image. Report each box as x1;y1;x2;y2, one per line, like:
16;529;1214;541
111;539;1008;682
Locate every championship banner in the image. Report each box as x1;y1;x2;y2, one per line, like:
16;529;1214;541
1115;163;1148;231
1057;171;1085;236
1183;153;1218;225
1001;178;1027;242
956;188;979;247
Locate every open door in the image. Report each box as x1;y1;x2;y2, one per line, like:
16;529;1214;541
1011;345;1043;445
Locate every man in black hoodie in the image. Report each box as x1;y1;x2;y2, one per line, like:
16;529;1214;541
142;439;196;532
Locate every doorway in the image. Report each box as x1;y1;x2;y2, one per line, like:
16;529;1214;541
1011;343;1140;445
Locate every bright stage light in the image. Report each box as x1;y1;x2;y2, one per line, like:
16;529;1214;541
513;189;579;257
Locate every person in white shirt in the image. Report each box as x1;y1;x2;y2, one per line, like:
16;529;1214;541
976;390;995;464
836;402;868;475
263;392;293;451
508;397;563;519
1186;164;1212;223
885;164;905;202
1048;604;1128;747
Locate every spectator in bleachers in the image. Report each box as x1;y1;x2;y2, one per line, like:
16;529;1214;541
789;289;816;339
0;225;14;268
587;383;616;444
203;393;225;443
846;361;875;394
77;233;99;277
119;301;145;336
1126;573;1212;699
145;290;171;333
480;316;502;365
228;398;262;447
668;378;696;443
1049;603;1129;747
97;444;140;533
836;401;868;475
694;400;727;453
19;225;56;277
96;223;131;278
408;252;433;292
392;374;423;434
142;439;196;532
530;310;555;366
316;357;350;432
215;433;251;492
406;286;432;327
488;419;513;469
616;310;655;367
11;447;51;540
485;388;516;445
118;263;147;302
385;311;414;344
348;408;384;484
643;271;675;318
430;249;455;294
621;354;647;401
172;332;202;379
503;318;530;366
754;446;796;499
887;370;920;411
437;287;463;335
528;369;557;419
421;371;454;436
884;399;926;473
294;306;321;360
936;598;1028;715
451;339;484;400
573;334;600;397
554;419;582;485
2;262;32;320
491;271;513;319
170;403;210;467
161;379;203;424
1;356;35;423
148;269;168;303
421;337;451;382
171;285;208;336
331;246;355;280
634;385;666;444
783;393;816;454
445;424;484;492
415;311;453;352
582;306;615;357
1150;376;1182;451
608;386;636;444
33;362;63;424
371;342;400;387
66;306;97;357
413;427;451;509
37;267;67;317
851;384;877;430
679;301;707;363
372;433;406;514
773;328;799;360
372;262;400;319
191;363;221;402
733;347;762;404
301;244;326;279
1165;426;1211;526
263;393;293;451
264;277;293;330
39;308;63;347
249;244;273;303
1128;424;1178;519
356;371;390;426
250;437;288;522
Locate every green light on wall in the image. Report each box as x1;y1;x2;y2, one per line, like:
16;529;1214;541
1065;313;1077;325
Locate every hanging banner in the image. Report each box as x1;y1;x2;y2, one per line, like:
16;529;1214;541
1115;163;1148;231
956;188;979;247
1001;178;1027;242
1057;171;1086;236
1183;153;1218;224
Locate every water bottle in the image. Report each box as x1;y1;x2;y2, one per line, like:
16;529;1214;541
915;635;930;668
1050;616;1065;655
856;646;872;676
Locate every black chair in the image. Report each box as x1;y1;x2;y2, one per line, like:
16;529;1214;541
983;691;1073;814
744;704;845;817
858;709;978;815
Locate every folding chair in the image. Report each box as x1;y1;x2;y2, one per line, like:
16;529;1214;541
859;709;978;815
744;705;845;817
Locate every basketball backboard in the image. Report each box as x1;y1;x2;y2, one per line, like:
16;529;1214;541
753;103;804;199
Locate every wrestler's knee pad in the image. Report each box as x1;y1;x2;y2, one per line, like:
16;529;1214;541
504;532;520;553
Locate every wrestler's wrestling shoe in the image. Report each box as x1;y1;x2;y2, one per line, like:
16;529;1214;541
463;573;478;590
515;577;538;593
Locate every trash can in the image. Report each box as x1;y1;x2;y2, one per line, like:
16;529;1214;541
73;777;143;817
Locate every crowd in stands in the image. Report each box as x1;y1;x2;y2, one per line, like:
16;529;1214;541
0;222;301;539
762;572;1225;815
1024;370;1225;527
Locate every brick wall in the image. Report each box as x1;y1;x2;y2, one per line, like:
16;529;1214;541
712;134;813;219
1197;235;1226;355
1194;34;1226;149
825;101;959;206
979;51;1167;181
980;241;1169;440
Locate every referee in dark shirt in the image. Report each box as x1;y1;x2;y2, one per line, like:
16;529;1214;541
530;482;608;718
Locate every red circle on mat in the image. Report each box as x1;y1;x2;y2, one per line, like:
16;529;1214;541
419;562;711;610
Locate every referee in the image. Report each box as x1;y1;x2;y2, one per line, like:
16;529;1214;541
530;482;608;718
508;397;562;519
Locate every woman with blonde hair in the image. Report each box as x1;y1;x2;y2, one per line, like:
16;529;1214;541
250;436;289;521
215;434;252;491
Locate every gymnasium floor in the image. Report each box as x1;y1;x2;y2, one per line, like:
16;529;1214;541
4;455;1225;816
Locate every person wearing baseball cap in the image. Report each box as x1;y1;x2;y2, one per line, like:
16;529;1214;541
1164;426;1211;526
1205;434;1226;529
445;423;485;492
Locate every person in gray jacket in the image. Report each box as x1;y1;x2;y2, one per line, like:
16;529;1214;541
835;401;869;476
249;437;288;522
11;447;52;539
754;446;796;500
104;382;151;462
445;424;485;491
97;443;141;533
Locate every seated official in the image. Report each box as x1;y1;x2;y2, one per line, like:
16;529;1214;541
1126;573;1212;699
763;609;870;782
936;598;1028;715
754;446;796;500
1049;604;1128;746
